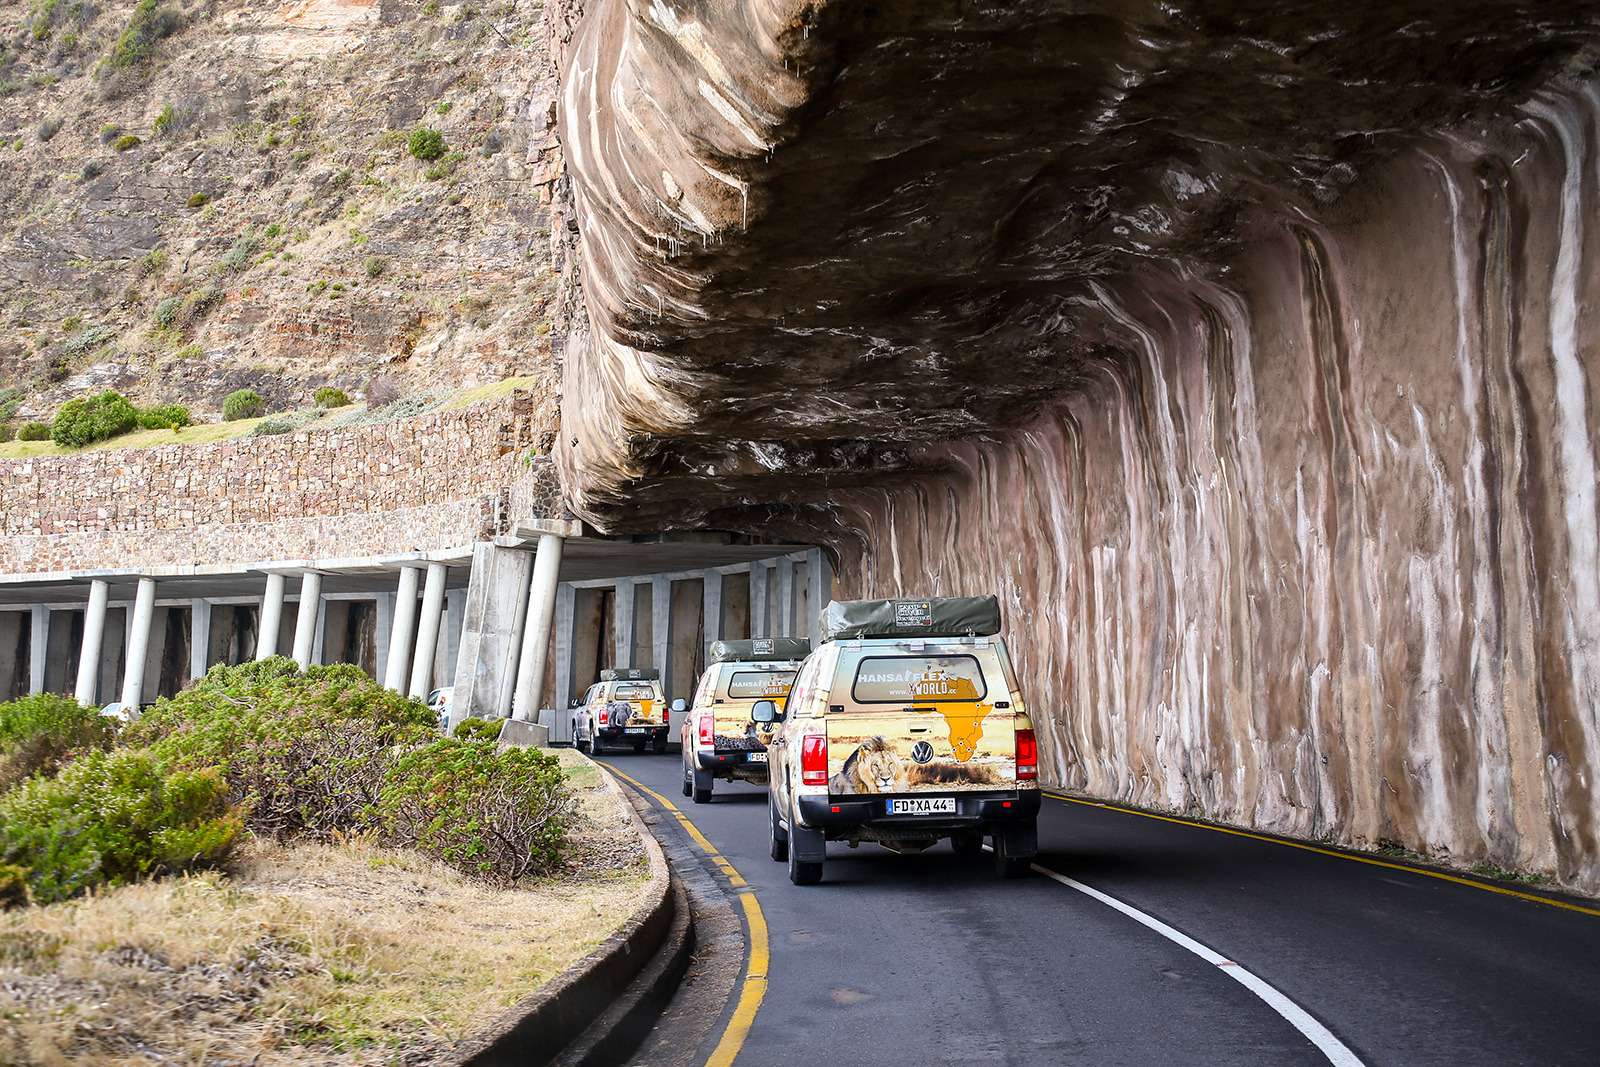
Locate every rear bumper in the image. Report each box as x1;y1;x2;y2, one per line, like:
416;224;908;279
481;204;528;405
598;724;667;738
798;789;1040;832
695;750;770;775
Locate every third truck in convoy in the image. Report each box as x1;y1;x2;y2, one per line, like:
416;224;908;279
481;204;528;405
681;637;811;803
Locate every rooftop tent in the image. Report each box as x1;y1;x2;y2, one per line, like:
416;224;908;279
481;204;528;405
600;667;661;681
818;596;1002;642
708;637;812;664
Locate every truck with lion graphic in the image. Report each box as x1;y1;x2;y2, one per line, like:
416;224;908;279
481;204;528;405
761;596;1040;884
680;637;810;803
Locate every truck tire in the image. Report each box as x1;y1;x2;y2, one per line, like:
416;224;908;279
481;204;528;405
768;793;789;862
993;821;1037;880
652;730;669;755
681;765;693;797
951;831;984;858
632;737;647;753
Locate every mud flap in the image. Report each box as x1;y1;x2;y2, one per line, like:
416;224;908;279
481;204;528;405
790;821;826;864
693;768;714;793
995;820;1037;860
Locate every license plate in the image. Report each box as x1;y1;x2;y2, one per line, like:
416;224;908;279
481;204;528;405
887;797;955;815
746;751;767;763
624;727;649;734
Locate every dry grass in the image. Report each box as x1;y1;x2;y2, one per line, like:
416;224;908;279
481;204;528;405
0;757;650;1066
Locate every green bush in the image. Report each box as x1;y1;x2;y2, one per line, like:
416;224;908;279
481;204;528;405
0;694;116;793
221;388;264;421
313;386;351;408
0;863;27;910
51;390;138;448
0;423;12;443
128;658;437;840
18;421;50;441
0;749;237;904
379;739;571;883
153;294;181;327
113;133;141;151
137;403;190;430
109;0;182;69
152;103;176;136
186;191;209;208
407;126;446;162
452;716;502;742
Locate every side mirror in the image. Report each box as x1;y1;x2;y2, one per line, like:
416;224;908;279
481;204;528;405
751;700;779;724
569;698;584;708
670;698;687;713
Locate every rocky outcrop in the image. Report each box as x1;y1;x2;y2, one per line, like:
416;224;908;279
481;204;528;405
550;2;1600;889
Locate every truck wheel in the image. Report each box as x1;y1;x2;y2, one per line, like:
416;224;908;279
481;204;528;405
632;738;647;753
652;731;669;755
768;794;789;862
575;722;590;754
692;768;713;805
951;831;984;858
681;766;693;797
993;823;1036;880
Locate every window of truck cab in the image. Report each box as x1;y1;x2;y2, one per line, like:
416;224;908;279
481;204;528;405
850;654;988;704
726;669;797;700
613;683;654;701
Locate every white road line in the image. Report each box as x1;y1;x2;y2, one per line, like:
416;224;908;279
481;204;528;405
1027;857;1367;1067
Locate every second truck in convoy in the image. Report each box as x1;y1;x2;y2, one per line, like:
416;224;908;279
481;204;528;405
681;638;810;803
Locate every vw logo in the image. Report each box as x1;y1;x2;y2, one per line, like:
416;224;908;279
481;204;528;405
910;741;935;764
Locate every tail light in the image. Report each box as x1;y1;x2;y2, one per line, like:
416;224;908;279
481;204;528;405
697;713;714;747
1016;727;1037;781
598;709;609;726
801;733;828;786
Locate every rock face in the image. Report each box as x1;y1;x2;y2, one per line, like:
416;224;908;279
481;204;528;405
550;2;1600;889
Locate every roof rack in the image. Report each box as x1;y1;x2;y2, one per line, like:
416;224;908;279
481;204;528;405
818;596;1001;642
600;668;661;682
708;638;811;664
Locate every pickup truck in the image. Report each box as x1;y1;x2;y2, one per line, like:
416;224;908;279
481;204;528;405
762;596;1040;884
680;637;810;803
573;668;673;754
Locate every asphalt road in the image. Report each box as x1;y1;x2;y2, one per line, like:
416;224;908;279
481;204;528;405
599;752;1600;1067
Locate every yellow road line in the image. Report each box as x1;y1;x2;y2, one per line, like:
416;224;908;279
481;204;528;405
600;762;769;1066
1046;792;1600;919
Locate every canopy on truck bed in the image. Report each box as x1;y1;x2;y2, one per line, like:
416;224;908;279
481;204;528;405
819;596;1002;642
708;638;812;664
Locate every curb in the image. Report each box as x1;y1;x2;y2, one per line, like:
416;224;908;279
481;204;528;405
450;756;694;1067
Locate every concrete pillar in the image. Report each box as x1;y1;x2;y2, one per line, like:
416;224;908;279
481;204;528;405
703;570;725;659
383;566;422;692
807;547;834;646
0;613;22;701
776;557;797;638
189;600;211;680
29;606;48;694
408;562;448;699
750;561;770;639
257;573;286;660
374;593;394;681
450;543;535;726
553;583;578;738
74;579;109;705
119;578;156;711
669;578;702;703
440;587;465;686
512;533;565;720
614;577;637;666
291;572;323;669
652;574;672;692
311;594;327;666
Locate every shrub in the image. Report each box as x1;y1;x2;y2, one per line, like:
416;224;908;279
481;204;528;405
174;342;203;360
221;388;264;421
186;191;209;208
138;247;168;278
0;863;27;910
36;115;61;142
152;102;176;136
51;390;139;448
99;123;122;144
379;739;571;883
80;159;103;182
0;423;12;443
0;749;237;904
452;716;502;743
129;658;437;840
0;694;116;793
249;416;298;436
363;255;386;279
113;133;141;151
313;386;350;408
137;403;190;430
219;230;260;273
407;126;446;162
18;421;50;441
364;375;399;408
153;294;181;327
109;0;182;69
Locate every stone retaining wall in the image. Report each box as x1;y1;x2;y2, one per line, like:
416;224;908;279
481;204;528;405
0;392;541;574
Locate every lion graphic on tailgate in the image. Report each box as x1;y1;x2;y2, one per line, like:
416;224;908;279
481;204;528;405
829;736;1000;795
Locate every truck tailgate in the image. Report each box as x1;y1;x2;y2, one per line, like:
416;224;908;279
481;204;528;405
826;707;1015;795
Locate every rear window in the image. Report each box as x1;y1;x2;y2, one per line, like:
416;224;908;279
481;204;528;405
851;655;988;704
613;683;654;700
727;670;797;699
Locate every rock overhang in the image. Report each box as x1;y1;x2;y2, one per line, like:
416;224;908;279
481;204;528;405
551;0;1600;531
